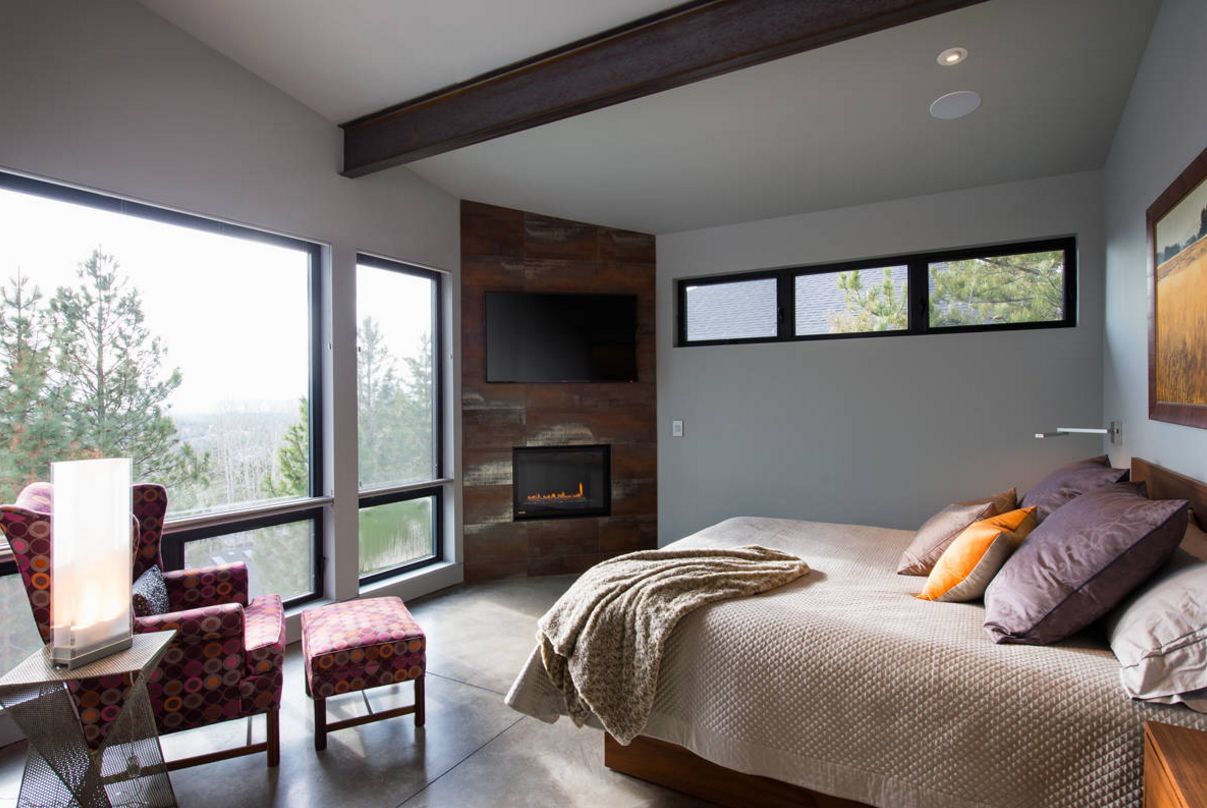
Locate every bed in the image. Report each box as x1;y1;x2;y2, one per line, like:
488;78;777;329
506;458;1207;808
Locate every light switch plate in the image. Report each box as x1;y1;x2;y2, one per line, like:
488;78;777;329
672;419;684;437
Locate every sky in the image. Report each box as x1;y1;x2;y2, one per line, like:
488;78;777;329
0;185;434;416
1156;175;1207;263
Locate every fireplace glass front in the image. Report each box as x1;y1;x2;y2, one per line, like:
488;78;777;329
512;445;610;520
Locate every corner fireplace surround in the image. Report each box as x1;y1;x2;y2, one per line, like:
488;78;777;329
513;445;611;521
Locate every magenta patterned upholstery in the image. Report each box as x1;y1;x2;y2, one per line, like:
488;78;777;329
301;597;425;699
1;501;54;644
0;482;286;757
132;484;168;579
164;563;250;610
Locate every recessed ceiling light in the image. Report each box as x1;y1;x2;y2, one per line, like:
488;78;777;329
938;47;968;66
930;90;981;120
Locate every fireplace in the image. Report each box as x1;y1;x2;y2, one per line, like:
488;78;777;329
513;445;611;520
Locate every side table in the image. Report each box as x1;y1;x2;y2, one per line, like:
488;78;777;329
0;630;177;808
1144;720;1207;808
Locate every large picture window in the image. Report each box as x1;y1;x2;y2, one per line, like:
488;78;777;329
677;237;1076;346
356;255;444;583
0;172;325;609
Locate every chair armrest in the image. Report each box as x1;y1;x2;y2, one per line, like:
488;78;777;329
135;601;245;643
163;562;249;609
243;595;285;676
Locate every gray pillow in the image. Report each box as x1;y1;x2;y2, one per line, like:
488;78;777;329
984;484;1188;645
897;501;997;576
1107;550;1207;711
132;565;170;617
1020;454;1128;522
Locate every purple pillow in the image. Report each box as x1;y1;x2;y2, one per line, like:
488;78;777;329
1020;455;1128;522
983;484;1187;645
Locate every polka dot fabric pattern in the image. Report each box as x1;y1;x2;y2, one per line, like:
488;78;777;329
2;483;141;644
131;484;167;579
164;562;250;611
242;596;286;713
244;595;286;682
69;674;142;748
301;597;425;700
131;595;284;735
1;502;54;644
2;482;285;747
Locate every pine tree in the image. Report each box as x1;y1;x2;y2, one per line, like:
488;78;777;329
929;252;1064;327
262;398;309;497
357;316;402;486
398;332;435;479
830;269;909;333
0;270;67;498
49;248;205;487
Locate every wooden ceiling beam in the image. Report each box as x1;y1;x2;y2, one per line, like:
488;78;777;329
341;0;988;177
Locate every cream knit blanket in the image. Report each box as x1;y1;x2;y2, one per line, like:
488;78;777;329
537;544;809;744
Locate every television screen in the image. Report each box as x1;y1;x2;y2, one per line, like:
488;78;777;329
485;292;638;383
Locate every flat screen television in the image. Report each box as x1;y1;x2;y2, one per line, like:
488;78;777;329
485;292;638;383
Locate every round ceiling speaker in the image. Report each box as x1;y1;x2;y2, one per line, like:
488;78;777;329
930;90;981;120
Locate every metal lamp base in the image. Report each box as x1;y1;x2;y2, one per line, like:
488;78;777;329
50;635;134;670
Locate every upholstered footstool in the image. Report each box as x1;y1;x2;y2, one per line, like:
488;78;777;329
300;596;426;751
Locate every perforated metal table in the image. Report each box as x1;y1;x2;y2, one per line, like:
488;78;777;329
0;631;177;807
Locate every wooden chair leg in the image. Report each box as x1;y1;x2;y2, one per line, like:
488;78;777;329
266;708;280;767
314;697;327;751
415;676;425;727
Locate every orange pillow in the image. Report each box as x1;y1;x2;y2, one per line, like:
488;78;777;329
916;507;1038;602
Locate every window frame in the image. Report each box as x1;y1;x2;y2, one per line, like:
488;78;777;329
676;236;1077;347
354;254;446;583
0;170;327;607
357;486;445;586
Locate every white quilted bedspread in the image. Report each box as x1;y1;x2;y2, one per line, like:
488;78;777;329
506;516;1207;808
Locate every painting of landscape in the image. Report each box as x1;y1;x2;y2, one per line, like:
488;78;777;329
1154;173;1207;407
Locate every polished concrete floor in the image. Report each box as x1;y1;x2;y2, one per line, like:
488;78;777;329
0;575;710;807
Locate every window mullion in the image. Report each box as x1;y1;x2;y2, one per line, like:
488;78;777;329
908;259;930;334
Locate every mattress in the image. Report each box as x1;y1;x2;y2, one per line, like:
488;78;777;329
506;516;1207;808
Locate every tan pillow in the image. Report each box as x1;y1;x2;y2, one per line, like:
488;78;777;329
897;501;997;576
916;508;1038;602
959;487;1018;517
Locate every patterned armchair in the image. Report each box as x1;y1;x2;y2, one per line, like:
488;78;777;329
1;482;285;768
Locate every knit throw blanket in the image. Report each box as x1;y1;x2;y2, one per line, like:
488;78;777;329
537;545;810;744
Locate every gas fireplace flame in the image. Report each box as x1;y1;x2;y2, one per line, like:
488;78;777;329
525;482;586;503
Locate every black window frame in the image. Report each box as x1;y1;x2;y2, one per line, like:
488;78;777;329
354;254;446;584
676;236;1077;347
357;487;445;586
0;171;326;608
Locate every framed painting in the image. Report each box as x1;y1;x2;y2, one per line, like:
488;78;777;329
1148;143;1207;429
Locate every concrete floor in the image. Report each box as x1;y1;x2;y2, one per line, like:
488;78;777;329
0;575;710;807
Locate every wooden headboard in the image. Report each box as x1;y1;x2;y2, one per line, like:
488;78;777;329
1131;457;1207;529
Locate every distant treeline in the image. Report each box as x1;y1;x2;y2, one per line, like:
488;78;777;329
1160;204;1207;264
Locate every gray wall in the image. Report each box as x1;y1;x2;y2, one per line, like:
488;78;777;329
656;171;1106;544
1103;0;1207;480
0;0;465;617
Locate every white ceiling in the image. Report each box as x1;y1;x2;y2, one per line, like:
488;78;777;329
138;0;682;123
141;0;1158;234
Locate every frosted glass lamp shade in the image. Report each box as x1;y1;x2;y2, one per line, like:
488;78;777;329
50;458;134;668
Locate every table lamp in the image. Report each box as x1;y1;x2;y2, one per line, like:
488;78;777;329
50;458;134;669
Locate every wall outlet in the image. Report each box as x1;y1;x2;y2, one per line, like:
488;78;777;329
672;419;684;437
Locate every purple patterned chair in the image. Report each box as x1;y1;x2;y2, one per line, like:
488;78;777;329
301;596;425;750
1;482;286;769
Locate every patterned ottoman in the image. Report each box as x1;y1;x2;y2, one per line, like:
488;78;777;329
300;596;426;751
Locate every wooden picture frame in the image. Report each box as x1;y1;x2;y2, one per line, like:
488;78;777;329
1148;142;1207;429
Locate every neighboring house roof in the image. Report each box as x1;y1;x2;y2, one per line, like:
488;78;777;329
685;267;905;340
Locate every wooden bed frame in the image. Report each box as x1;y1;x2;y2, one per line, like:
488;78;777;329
603;458;1207;808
